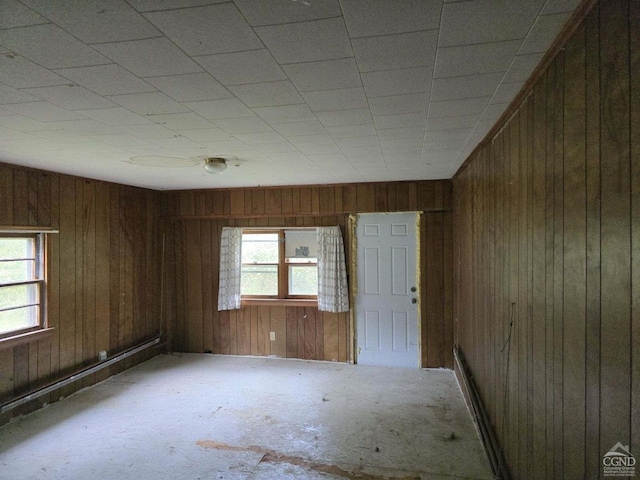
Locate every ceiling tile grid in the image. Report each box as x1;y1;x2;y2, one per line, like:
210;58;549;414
0;0;577;189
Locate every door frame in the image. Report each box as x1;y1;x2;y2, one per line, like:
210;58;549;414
348;212;422;367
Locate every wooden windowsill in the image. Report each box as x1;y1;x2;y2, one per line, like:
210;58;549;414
0;327;55;350
241;298;318;307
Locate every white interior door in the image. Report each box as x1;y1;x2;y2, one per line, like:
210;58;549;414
355;213;419;368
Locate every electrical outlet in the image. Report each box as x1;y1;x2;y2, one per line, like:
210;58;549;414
270;332;275;341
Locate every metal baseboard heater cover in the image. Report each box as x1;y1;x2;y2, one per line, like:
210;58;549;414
1;336;161;414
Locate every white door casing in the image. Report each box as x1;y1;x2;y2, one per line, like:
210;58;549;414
355;212;420;368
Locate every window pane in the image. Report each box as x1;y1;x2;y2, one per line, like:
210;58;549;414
0;259;36;283
289;265;318;296
241;233;279;264
0;306;39;335
0;284;40;311
241;265;278;295
284;230;317;259
0;238;35;260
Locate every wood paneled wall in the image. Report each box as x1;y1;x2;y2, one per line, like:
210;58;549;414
165;180;453;368
0;163;162;426
453;1;639;478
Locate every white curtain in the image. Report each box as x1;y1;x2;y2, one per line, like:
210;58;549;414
317;226;349;313
218;227;242;311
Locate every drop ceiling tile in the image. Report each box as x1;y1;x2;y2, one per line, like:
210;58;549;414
0;83;39;104
423;137;467;151
75;142;127;155
255;17;352;64
183;98;254;120
519;13;570;55
430;72;504;102
0;55;68;88
22;0;161;43
232;132;287;145
94;38;202;77
0;114;56;131
175;128;232;142
49;119;121;135
6;101;86;121
149;136;203;150
326;124;377;138
301;88;368;112
316;109;372;127
228;81;303;108
252;142;298;154
272;121;327;137
116;123;176;139
373;113;426;129
283;58;361;92
379;137;423;152
24;85;116;110
435;40;521;78
288;134;335;146
439;0;544;47
196;49;287;86
377;126;425;140
429;97;490;118
145;73;233;102
351;31;438;72
235;0;341;26
297;144;342;156
340;144;383;157
541;0;581;15
144;4;262;56
0;107;14;116
55;65;155;96
0;0;46;28
490;82;524;104
78;107;152;126
333;136;379;148
253;104;316;124
129;0;225;11
108;92;188;115
502;53;544;83
33;129;91;143
368;93;428;116
426;114;480;131
341;0;441;37
213;117;273;134
0;127;39;142
481;102;510;123
90;133;151;147
362;67;432;97
423;128;472;142
0;24;109;69
150;113;214;130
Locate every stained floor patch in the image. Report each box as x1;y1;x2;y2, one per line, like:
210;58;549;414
196;440;421;480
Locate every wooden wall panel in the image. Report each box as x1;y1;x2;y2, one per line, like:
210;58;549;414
453;2;636;478
0;164;162;426
166;180;453;367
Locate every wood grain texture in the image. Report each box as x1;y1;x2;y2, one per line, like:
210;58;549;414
0;163;162;427
453;2;636;477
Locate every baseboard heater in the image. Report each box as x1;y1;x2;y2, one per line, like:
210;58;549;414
453;346;510;480
1;336;162;414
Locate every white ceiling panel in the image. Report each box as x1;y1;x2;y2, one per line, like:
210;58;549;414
55;65;156;96
341;0;442;38
362;67;432;97
228;81;303;108
255;18;352;64
301;88;368;112
234;0;341;26
95;38;202;77
351;31;438;72
435;40;522;78
439;0;545;47
0;0;580;189
144;4;261;56
145;73;232;102
0;24;108;69
283;58;362;92
22;0;160;43
108;92;188;115
23;85;116;110
195;49;287;86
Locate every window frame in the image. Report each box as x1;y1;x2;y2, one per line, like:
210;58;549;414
241;228;318;301
0;231;48;341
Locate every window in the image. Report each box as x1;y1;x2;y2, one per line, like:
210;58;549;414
0;234;46;337
241;229;318;299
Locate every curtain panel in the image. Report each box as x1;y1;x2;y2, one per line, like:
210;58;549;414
317;226;349;313
218;227;243;311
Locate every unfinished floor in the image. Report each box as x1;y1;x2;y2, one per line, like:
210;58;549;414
0;354;492;480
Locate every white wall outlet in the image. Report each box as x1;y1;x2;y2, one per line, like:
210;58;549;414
98;350;107;361
269;332;275;341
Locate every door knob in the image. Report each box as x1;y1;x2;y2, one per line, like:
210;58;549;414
411;287;416;292
411;298;417;304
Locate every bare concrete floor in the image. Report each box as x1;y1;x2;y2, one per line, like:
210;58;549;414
0;354;493;480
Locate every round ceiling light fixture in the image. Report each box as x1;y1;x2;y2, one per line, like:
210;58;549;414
203;157;227;174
